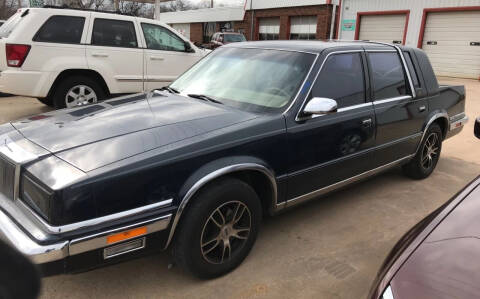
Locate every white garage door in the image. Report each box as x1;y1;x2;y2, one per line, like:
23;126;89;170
171;23;191;40
422;11;480;79
290;16;317;40
358;14;406;44
259;18;280;40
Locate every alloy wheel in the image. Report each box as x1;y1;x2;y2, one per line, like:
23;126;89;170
65;85;97;108
421;132;440;170
200;201;252;265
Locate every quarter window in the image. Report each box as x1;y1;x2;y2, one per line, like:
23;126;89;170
368;52;408;100
311;53;365;109
33;16;85;44
404;52;420;87
92;18;137;48
141;23;186;52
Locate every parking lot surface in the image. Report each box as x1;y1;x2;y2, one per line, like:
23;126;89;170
1;78;479;299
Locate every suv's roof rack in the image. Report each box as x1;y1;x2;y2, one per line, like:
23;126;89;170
42;5;136;16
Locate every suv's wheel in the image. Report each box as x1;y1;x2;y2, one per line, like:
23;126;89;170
402;123;443;179
173;177;262;279
52;76;105;109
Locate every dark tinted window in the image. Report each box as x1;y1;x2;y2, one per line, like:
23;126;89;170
311;53;365;108
92;18;137;48
33;16;85;44
368;52;408;99
404;52;420;87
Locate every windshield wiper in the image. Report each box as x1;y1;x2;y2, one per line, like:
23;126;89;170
187;94;223;105
156;86;179;94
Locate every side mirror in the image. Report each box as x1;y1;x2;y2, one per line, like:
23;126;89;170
185;42;195;53
303;97;338;116
475;117;480;139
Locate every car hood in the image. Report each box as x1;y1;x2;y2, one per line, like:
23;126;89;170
11;92;257;172
389;180;480;298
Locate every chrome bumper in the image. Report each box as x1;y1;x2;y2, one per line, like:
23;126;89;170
0;204;172;265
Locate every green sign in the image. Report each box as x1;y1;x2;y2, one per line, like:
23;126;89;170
30;0;44;7
341;19;356;31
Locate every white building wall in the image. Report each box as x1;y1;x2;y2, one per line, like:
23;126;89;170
339;0;480;47
244;0;338;10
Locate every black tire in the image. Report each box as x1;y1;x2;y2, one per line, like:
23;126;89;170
173;177;262;279
52;75;105;109
402;123;443;180
36;97;54;107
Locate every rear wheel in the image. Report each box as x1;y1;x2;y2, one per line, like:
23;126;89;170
52;76;105;109
402;123;443;179
36;97;53;107
173;178;262;279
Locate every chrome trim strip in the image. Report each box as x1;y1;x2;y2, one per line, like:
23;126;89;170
415;112;449;154
373;95;412;105
365;49;397;53
104;237;146;259
69;214;171;256
0;208;68;263
449;114;468;131
18;198;173;234
337;102;373;112
164;163;277;249
228;46;319;55
284;155;414;208
294;50;365;121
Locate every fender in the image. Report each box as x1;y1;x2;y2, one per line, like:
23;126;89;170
164;157;278;249
415;110;449;154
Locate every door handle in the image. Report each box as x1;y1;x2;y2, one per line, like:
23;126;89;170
92;53;109;58
362;118;372;128
419;106;426;112
150;56;165;61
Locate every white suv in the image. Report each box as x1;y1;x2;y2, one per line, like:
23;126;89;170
0;8;206;108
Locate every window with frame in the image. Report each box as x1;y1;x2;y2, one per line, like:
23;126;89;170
259;18;280;40
311;53;366;109
92;18;137;48
141;23;186;52
403;52;420;88
33;16;85;44
368;52;409;100
289;16;317;40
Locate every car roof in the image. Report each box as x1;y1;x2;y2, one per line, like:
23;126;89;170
225;40;401;54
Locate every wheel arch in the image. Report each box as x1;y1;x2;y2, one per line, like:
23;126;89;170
165;158;278;249
47;69;110;99
416;111;449;154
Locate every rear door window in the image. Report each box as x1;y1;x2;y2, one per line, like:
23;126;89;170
33;16;85;44
92;18;138;48
368;52;409;100
311;52;366;109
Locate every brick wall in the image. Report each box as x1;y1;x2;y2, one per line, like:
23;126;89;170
189;4;333;44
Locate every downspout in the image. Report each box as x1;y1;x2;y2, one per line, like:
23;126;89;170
329;3;336;39
250;0;254;40
337;0;345;39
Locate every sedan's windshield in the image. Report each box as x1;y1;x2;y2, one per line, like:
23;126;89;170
224;34;246;43
170;47;315;113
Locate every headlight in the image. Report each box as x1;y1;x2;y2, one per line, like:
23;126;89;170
20;173;53;221
382;285;394;299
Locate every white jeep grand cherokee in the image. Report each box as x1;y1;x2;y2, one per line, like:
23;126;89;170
0;7;206;108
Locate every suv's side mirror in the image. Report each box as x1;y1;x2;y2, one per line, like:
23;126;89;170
303;97;338;116
475;117;480;139
185;41;195;53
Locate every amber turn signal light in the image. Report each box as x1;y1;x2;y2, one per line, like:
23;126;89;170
107;226;147;244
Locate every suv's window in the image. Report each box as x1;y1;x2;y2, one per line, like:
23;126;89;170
404;52;420;87
311;53;365;109
33;16;85;44
92;18;137;48
368;52;408;100
141;23;185;52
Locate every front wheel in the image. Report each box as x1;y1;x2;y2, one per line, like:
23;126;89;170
173;178;262;279
402;123;443;179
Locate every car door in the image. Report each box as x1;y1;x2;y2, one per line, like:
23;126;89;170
139;22;200;91
86;16;144;94
286;50;376;201
366;49;429;167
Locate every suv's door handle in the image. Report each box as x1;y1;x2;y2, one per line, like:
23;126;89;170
150;56;165;61
362;118;372;127
419;106;426;112
92;53;109;58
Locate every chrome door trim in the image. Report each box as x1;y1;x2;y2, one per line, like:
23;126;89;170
283;155;414;209
373;95;412;105
164;163;277;249
337;102;373;112
18;198;173;234
294;50;365;121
